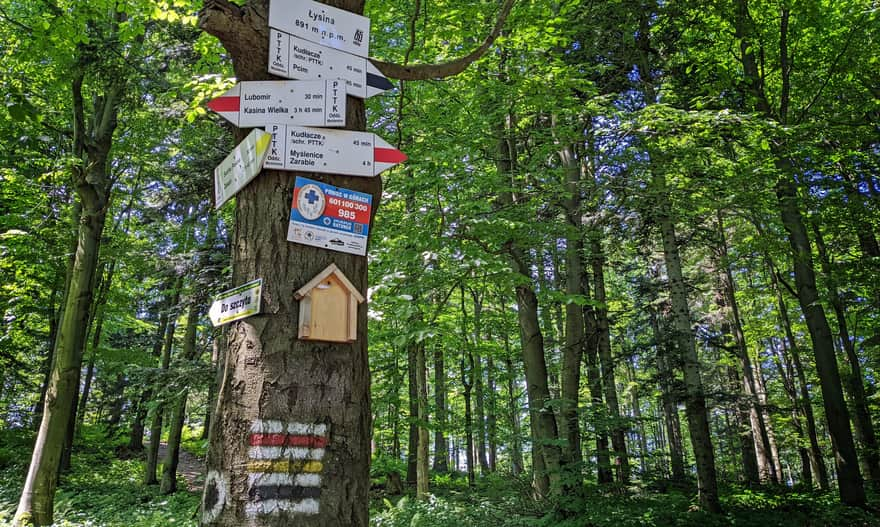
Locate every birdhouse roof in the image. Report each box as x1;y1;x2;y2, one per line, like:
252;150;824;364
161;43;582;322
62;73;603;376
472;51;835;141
294;263;365;303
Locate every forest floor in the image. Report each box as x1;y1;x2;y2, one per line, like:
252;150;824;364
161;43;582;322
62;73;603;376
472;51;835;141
2;427;880;526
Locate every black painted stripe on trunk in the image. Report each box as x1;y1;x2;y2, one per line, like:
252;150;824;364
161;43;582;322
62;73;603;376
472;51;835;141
249;485;322;501
366;72;394;91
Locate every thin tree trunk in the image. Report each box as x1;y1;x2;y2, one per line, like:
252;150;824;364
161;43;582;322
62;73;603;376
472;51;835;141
460;287;476;487
650;307;685;481
495;105;561;495
753;358;783;482
768;337;813;486
627;358;648;475
591;236;629;484
416;341;429;498
486;354;498;472
433;344;448;472
471;289;490;475
146;276;181;485
765;253;829;489
406;342;418;485
160;297;201;494
713;213;768;484
654;171;721;512
504;333;524;476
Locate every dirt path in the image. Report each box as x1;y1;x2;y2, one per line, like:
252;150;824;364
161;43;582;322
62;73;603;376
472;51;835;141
157;443;206;492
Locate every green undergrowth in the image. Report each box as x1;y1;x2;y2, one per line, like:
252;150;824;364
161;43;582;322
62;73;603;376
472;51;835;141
371;474;880;527
2;427;879;526
0;427;199;527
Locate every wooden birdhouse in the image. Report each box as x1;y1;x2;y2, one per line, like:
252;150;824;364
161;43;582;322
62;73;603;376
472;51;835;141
294;263;365;343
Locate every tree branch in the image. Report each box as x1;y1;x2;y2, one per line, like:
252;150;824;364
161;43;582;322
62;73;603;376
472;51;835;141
371;0;515;81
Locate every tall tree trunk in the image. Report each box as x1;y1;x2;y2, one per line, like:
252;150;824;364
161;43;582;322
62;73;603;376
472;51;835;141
584;310;611;484
726;364;760;484
406;342;418;485
504;334;524;476
591;237;630;484
765;253;829;489
35;198;80;427
471;290;490;475
627;358;648;475
146;276;182;486
494;106;561;494
15;66;121;526
654;171;721;512
559;142;584;477
433;345;449;472
161;298;201;494
200;3;374;523
775;172;864;505
650;307;685;481
203;336;222;441
513;256;563;495
415;342;429;498
713;213;770;484
768;337;813;486
752;358;783;482
732;0;864;503
460;287;476;487
486;354;498;472
812;222;880;488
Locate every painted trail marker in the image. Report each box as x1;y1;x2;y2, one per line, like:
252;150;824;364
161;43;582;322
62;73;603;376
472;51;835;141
288;176;372;256
264;124;406;177
214;129;272;209
269;0;370;58
208;278;263;326
269;30;392;99
207;80;345;128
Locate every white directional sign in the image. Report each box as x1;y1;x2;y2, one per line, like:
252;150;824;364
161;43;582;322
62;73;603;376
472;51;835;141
208;279;263;326
214;129;272;209
269;29;393;99
206;80;345;128
269;0;370;58
264;125;407;177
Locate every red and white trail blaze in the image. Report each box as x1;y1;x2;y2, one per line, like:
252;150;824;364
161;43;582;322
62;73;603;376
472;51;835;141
245;420;329;517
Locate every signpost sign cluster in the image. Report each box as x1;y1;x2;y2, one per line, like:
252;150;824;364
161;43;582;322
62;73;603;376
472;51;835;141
206;0;407;328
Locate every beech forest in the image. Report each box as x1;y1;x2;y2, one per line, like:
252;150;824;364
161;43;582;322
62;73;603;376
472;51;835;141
0;0;878;526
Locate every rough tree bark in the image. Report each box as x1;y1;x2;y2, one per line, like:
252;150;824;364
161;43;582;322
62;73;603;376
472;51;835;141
197;0;515;522
198;1;373;522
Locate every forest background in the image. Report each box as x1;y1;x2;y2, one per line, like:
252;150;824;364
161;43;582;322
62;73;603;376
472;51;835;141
0;0;878;525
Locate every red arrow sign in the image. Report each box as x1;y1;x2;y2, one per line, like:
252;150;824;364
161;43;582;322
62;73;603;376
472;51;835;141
206;80;345;128
264;125;407;177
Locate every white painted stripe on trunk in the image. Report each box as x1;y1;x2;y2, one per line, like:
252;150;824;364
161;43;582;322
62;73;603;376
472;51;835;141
251;419;285;434
287;423;328;436
245;498;320;516
247;473;322;487
248;447;326;460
